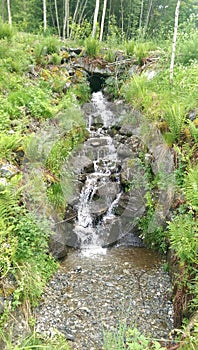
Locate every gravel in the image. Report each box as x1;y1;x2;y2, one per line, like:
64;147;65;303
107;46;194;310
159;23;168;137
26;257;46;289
35;246;173;349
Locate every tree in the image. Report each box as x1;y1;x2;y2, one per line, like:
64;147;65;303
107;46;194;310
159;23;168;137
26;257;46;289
63;0;69;40
92;0;100;38
170;0;181;84
54;0;60;37
43;0;47;32
7;0;11;25
100;0;107;41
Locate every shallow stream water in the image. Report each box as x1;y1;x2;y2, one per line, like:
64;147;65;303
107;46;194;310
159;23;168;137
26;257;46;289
35;246;173;349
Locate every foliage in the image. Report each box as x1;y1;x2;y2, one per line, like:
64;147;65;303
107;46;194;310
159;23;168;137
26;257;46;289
167;214;197;263
0;329;70;350
85;36;100;57
184;165;198;211
125;40;135;57
104;325;166;350
0;133;23;160
121;63;198;142
70;19;92;41
0;20;15;40
0;182;57;308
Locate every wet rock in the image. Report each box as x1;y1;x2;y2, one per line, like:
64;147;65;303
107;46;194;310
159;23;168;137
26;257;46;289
96;182;119;202
90;201;108;217
71;155;94;180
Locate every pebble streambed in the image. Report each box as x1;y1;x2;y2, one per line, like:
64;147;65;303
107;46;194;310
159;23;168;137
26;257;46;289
35;246;173;349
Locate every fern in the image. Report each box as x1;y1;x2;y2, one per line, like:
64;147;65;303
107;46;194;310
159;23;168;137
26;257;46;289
168;214;197;263
184;165;198;211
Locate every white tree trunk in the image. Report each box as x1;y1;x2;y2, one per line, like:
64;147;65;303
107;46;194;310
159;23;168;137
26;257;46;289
99;0;107;41
139;0;144;31
2;0;5;21
170;0;181;84
7;0;11;25
78;0;88;26
70;0;80;38
54;0;60;37
63;0;69;40
121;0;124;38
144;0;152;35
92;0;100;38
43;0;47;32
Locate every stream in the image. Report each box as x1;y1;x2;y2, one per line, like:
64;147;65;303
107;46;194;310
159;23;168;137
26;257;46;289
35;92;173;349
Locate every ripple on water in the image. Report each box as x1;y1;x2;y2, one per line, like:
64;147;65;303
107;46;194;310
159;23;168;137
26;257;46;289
35;247;173;350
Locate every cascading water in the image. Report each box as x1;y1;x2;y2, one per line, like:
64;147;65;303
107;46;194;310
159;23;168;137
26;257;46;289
74;92;122;252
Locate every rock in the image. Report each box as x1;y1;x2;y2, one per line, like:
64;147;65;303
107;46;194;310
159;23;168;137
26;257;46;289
0;163;19;178
96;182;119;201
71;155;94;180
0;297;5;315
117;144;134;159
49;222;80;258
90;201;108;217
119;123;134;136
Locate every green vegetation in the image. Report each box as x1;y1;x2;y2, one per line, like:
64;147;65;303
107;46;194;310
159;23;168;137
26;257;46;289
0;3;197;348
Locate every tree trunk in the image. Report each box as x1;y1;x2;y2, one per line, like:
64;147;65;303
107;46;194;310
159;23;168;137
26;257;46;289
99;0;107;41
2;0;5;21
120;0;124;39
92;0;100;38
139;0;144;31
54;0;60;37
144;0;153;35
170;0;181;84
7;0;11;25
43;0;47;32
78;0;88;26
63;0;69;40
70;0;80;38
49;0;56;30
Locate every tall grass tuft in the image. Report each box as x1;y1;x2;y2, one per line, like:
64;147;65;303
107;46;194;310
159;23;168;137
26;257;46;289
85;36;100;57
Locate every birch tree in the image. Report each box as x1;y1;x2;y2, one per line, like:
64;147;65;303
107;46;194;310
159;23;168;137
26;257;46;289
43;0;47;32
99;0;107;41
139;0;144;31
63;0;69;40
144;0;153;35
7;0;11;25
170;0;181;84
92;0;100;38
54;0;60;37
2;0;5;21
